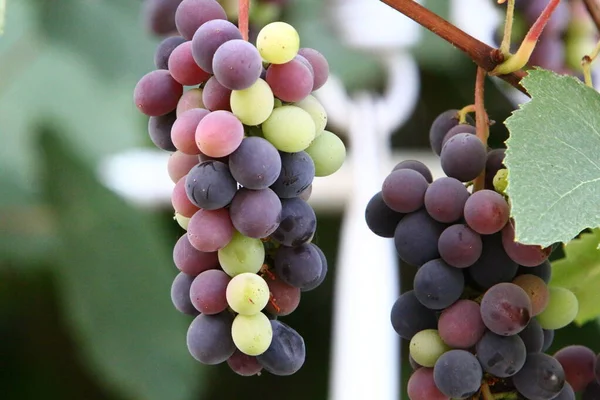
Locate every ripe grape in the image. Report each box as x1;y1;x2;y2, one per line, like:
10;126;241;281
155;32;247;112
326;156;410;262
229;188;282;239
212;40;263;90
229;137;282;190
407;368;449;400
392;159;433;183
441;123;476;148
148;111;177;151
382;169;428;213
185;160;237;210
502;222;552;266
437;224;482;268
468;233;518;289
543;329;555;352
177;88;205;115
227;350;263;376
172;176;200;217
231;312;273;356
143;0;181;36
195;110;244;157
536;287;578;330
202;76;232;111
476;331;527;377
554;345;597;392
423;177;469;223
218;231;265;277
187;208;234;252
554;383;575;400
274;243;322;289
171;108;209;154
256;320;305;375
390;290;438;340
294;95;327;135
168;41;211;86
189;269;230;314
480;282;532;336
155;35;186;70
226;273;270;315
262;106;316;152
173;233;219;275
518;259;552;284
187;312;236;364
413;259;464;310
440;132;487;182
167;151;199;183
463;189;510;235
271;197;316;247
230;78;275;126
429;109;474;156
583;381;600;400
270;151;315;198
433;350;482;399
365;191;404;238
512;274;549;316
191;19;242;73
302;243;328;292
297;48;329;90
266;56;314;102
485;148;505;189
264;273;301;316
513;353;565;400
518;317;544;353
438;299;485;349
304;130;346;177
256;22;300;64
409;329;450;368
134;70;183;116
394;209;446;267
171;272;199;315
174;0;227;40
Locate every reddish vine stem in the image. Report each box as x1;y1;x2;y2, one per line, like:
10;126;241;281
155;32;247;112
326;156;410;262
583;0;600;33
379;0;529;95
473;67;489;193
238;0;250;41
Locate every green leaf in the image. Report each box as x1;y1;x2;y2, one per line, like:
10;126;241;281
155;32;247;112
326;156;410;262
550;229;600;325
38;126;201;400
504;68;600;247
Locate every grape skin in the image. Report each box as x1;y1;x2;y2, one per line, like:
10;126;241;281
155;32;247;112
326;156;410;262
512;274;549;316
167;151;199;183
262;106;316;153
423;177;469;223
189;269;230;314
392;159;433;183
187;312;236;365
438;224;482;268
171;272;199;315
394;209;446;267
438;299;485;349
264;272;301;316
518;259;552;284
536;287;578;330
134;70;183;117
218;231;265;277
227;350;263;377
202;76;232;111
171;108;209;155
553;383;575;400
195;110;244;158
484;148;505;190
382;169;428;213
229;188;282;239
226;273;270;316
513;353;566;400
294;95;327;135
433;350;482;399
554;345;597;392
441;123;476;148
212;40;263;91
143;0;181;36
428;109;473;156
407;368;448;400
256;320;305;376
229;137;282;190
475;331;526;377
502;221;552;266
409;329;450;368
440;133;487;182
177;88;205;116
172;233;219;276
302;243;328;292
191;19;242;74
270;151;315;198
542;329;555;352
390;290;438;340
174;0;227;40
365;191;404;238
271;197;316;247
266;56;314;102
230;78;275;126
468;233;518;289
187;208;234;252
413;258;464;310
185;160;237;210
518;317;544;353
463;189;510;235
172;175;200;217
297;48;329;90
480;282;532;336
148;111;177;151
155;35;186;70
168;41;211;86
274;243;322;290
256;22;300;65
303;130;346;177
231;312;273;356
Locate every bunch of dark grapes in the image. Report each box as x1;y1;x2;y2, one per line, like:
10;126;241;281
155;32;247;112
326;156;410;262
365;109;597;399
142;0;288;38
133;0;346;376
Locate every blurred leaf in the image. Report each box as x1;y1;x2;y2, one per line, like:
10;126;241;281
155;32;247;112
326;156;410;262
31;0;158;80
38;126;201;400
550;229;600;325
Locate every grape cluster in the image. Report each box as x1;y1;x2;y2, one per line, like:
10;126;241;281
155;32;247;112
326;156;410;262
133;0;346;376
365;109;589;399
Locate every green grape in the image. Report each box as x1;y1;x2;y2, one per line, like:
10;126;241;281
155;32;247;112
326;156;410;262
226;272;270;315
304;130;346;177
294;95;327;136
218;231;265;277
174;212;190;230
262;105;315;152
230;78;274;126
231;312;273;356
256;22;300;65
274;98;283;108
493;168;508;194
409;329;450;367
536;287;578;329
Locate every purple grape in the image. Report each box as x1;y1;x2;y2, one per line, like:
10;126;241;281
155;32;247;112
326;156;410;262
174;0;227;40
212;40;263;90
469;233;518;289
228;136;282;189
433;350;482;398
441;123;476;148
413;258;464;310
381;169;428;213
423;177;469;223
438;299;485;349
440;132;487;182
438;224;482;268
189;269;230;315
518;317;544;353
480;282;532;336
476;331;527;377
202;76;232;111
134;70;183;116
186;312;236;365
185;160;237;210
143;0;182;36
229;188;282;239
171;272;199;315
172;234;219;276
148;111;177;151
270;151;315;198
390;290;438;340
191;19;242;73
554;345;597;392
518;260;552;284
297;48;329;90
256;320;305;376
513;353;566;400
394;209;446;267
365;191;404;238
266;56;314;102
464;189;510;235
392;159;433;183
429;109;473;156
271;198;316;247
301;243;327;292
154;36;186;69
407;367;448;400
227;350;263;376
274;244;322;290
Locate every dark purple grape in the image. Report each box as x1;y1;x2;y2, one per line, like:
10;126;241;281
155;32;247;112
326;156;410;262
423;177;469;223
191;19;242;73
302;243;327;292
155;36;186;69
518;317;544;353
518;260;552;284
542;329;554;352
187;312;236;365
229;137;282;189
429;109;473;156
468;233;518;289
229;188;282;239
584;381;600;400
433;350;482;398
271;198;316;247
171;272;199;315
392;159;433;183
212;40;263;90
189;269;230;314
175;0;227;40
554;345;596;392
476;331;526;377
274;244;322;290
270;151;315;198
227;350;263;376
185;160;237;210
365;191;404;238
148;111;177;151
394;209;446;267
390;290;438;340
297;48;329;90
438;224;482;268
513;353;565;400
554;383;575;400
256;320;305;376
440;132;487;182
202;76;232;111
143;0;182;36
381;169;428;213
480;282;532;336
413;258;464;310
441;123;476;148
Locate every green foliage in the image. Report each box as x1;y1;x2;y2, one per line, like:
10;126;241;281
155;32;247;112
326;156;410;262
550;229;600;325
504;69;600;247
37;126;201;400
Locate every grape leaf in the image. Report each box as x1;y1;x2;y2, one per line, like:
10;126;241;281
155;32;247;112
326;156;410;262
504;68;600;247
38;126;201;400
550;229;600;325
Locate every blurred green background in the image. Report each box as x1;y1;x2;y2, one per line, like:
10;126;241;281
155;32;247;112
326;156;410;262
1;0;598;399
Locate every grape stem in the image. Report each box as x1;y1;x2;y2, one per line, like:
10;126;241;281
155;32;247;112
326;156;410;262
457;104;476;124
473;67;488;193
491;0;561;75
378;0;529;96
497;0;515;57
481;382;494;400
581;40;600;87
238;0;250;41
583;0;600;33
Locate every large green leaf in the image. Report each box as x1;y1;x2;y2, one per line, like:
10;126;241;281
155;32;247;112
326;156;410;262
550;229;600;325
504;69;600;247
38;126;201;400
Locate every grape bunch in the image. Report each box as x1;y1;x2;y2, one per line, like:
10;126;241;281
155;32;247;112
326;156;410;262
133;0;346;376
365;109;590;399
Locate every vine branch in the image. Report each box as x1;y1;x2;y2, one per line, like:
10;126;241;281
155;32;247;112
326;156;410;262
583;0;600;33
473;67;489;192
239;0;250;41
379;0;529;96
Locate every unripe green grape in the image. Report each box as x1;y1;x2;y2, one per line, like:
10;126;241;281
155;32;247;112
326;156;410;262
304;130;346;177
409;329;450;367
174;212;190;230
232;312;273;356
262;106;315;152
294;95;327;136
493;168;508;194
230;78;274;126
536;287;578;329
256;22;300;65
226;273;270;315
218;231;265;277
